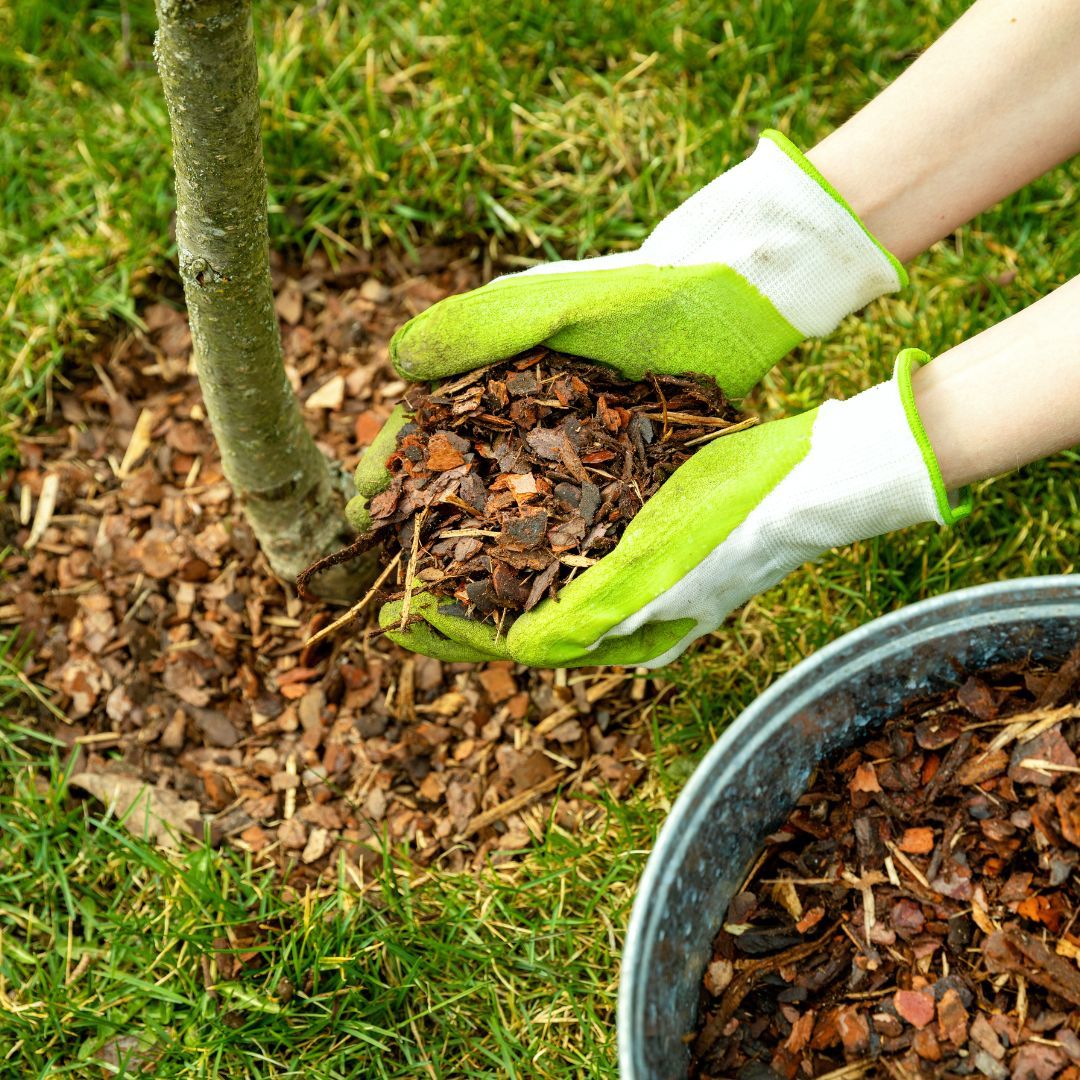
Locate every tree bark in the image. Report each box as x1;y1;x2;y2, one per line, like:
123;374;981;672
153;0;369;598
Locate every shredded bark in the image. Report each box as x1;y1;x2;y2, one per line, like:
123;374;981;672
690;642;1080;1079
354;348;743;625
2;253;658;887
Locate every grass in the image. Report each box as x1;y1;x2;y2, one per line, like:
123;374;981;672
0;720;658;1078
2;0;1079;1075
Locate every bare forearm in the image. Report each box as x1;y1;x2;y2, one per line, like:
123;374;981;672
914;277;1080;489
808;0;1080;262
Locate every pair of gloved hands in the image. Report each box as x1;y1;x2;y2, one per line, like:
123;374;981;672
347;130;971;670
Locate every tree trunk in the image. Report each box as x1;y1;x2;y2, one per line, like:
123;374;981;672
153;0;369;598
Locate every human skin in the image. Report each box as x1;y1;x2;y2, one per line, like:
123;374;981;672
807;0;1080;264
911;276;1080;490
806;0;1080;488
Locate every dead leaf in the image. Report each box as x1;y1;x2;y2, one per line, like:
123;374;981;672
70;772;200;850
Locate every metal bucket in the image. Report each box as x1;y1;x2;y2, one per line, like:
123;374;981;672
618;575;1080;1079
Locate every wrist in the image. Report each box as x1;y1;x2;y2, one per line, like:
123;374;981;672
894;349;973;523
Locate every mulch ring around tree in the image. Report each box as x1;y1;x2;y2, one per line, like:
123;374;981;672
690;644;1080;1080
2;247;664;885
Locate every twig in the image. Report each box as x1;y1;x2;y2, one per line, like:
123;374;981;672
26;473;60;550
398;507;427;630
683;415;760;447
695;924;840;1056
884;840;933;891
460;772;564;837
640;410;740;427
301;551;402;649
1018;758;1080;775
647;372;670;442
295;530;382;601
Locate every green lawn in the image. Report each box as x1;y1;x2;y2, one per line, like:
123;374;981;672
2;0;1079;1075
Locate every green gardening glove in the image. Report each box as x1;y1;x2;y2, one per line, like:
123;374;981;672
350;131;904;524
391;130;905;399
354;130;909;662
380;350;971;669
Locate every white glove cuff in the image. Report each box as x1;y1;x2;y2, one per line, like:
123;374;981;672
639;130;906;338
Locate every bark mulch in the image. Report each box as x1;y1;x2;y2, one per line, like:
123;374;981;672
690;644;1080;1080
339;350;742;627
2;248;660;884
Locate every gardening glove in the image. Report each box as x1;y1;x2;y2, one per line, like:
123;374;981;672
379;349;972;669
391;129;906;398
347;129;906;534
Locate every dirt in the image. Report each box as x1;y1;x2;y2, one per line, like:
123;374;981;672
2;246;659;885
690;643;1080;1080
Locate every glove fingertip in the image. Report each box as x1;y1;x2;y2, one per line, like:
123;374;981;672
344;495;372;532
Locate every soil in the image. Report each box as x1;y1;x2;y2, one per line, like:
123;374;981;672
339;351;742;627
2;246;659;886
690;642;1080;1080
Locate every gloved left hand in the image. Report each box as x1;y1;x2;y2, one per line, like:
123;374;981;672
378;349;971;668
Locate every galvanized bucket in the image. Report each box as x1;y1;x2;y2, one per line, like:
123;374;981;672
618;575;1080;1079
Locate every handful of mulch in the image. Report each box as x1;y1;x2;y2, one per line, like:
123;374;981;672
341;348;746;627
690;643;1080;1080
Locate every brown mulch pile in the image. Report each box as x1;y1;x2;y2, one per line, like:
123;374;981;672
1;248;660;884
350;351;741;624
690;645;1080;1080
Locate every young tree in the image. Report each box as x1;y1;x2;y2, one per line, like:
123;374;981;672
153;0;368;597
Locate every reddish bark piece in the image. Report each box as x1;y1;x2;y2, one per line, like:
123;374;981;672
810;1008;843;1050
1000;870;1035;903
477;666;517;704
957;748;1010;786
368;483;401;519
893;989;935;1029
970;1014;1007;1059
491;562;528;607
795;906;825;934
239;824;270;852
1009;726;1078;786
890;899;925;939
936;988;969;1046
524;428;562;460
783;1010;816;1054
957;676;998;720
505;472;538;501
899;827;935;854
500;510;548;550
836;1007;870;1056
915;714;965;749
354;409;384;447
850;763;881;793
1057;1030;1080;1063
424;431;467;471
913;1028;943;1062
1016;892;1068;933
135;527;182;579
1057;783;1080;847
1010;1043;1068;1080
277;666;321;687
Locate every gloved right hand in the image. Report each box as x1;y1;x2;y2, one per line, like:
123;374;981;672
376;349;972;669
